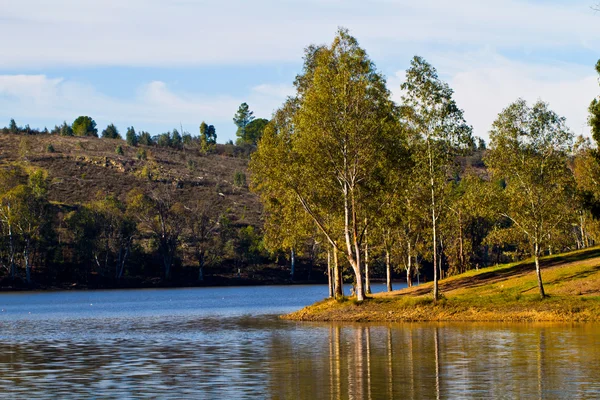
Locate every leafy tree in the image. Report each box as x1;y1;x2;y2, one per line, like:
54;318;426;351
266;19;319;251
102;123;121;139
171;129;183;149
51;121;73;136
233;103;255;144
251;28;403;301
485;99;574;299
126;127;138;146
127;186;185;279
72;116;98;137
8;119;19;134
239;118;268;145
200;122;217;152
401;55;473;301
138;131;153;146
157;132;171;147
182;200;223;281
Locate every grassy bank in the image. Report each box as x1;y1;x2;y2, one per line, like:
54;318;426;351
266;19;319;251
284;247;600;322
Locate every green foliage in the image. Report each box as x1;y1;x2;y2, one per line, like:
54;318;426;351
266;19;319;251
237;118;268;146
199;121;217;152
126;126;138;146
233;103;255;144
589;59;600;147
8;118;18;134
233;171;246;187
138;131;153;146
115;145;124;155
102;123;121;139
72;116;98;137
136;148;147;160
171;129;182;149
485;99;574;297
46;143;55;153
52;121;73;136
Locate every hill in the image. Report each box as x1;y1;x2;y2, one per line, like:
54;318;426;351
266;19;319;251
0;133;323;289
285;247;600;322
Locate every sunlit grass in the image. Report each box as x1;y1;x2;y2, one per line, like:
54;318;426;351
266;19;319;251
285;246;600;322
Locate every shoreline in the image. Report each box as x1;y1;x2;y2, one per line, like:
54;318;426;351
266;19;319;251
283;247;600;323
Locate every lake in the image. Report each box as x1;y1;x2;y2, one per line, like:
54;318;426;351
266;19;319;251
1;284;599;399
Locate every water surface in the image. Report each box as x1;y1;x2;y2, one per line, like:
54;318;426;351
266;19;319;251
1;284;599;399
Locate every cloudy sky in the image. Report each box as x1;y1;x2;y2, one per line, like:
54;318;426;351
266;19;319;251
1;0;599;143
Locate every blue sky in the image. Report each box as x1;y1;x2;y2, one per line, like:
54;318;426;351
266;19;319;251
1;0;599;143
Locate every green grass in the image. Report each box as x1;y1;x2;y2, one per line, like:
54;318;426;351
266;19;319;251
284;247;600;322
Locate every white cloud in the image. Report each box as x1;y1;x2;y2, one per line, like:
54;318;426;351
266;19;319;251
0;74;292;142
390;50;598;141
0;0;598;68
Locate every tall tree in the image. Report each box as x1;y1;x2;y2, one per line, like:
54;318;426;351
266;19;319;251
72;116;98;137
126;126;138;146
590;60;600;146
251;28;404;301
485;99;574;299
199;121;217;152
401;56;473;301
233;103;255;145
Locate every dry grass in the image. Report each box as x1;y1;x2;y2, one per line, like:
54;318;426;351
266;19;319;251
0;134;261;227
285;247;600;322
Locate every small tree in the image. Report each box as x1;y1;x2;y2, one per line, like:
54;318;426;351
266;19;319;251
233;103;255;145
126;126;138;146
8;119;19;134
115;145;124;155
138;131;153;146
102;123;121;139
72;116;98;137
233;171;247;187
486;99;574;299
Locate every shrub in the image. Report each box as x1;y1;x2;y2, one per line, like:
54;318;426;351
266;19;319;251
233;171;246;187
46;143;55;153
115;145;124;155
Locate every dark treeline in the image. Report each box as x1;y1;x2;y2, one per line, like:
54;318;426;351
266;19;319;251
250;29;600;302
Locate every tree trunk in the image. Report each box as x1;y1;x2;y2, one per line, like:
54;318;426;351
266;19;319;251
333;245;343;298
428;138;439;302
24;240;31;284
364;225;371;294
534;243;546;299
385;249;392;292
290;248;295;280
407;241;412;288
327;250;333;298
458;213;465;273
198;250;205;281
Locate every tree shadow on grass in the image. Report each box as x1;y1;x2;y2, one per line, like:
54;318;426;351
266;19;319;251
398;247;600;297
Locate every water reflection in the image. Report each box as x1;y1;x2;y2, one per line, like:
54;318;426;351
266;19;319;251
0;287;599;398
265;323;600;399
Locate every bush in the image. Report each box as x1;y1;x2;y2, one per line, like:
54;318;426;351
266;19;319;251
115;145;124;155
233;171;246;187
136;148;147;160
46;144;55;153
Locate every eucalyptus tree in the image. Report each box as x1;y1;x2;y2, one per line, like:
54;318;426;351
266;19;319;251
485;99;574;299
401;56;473;301
251;29;404;301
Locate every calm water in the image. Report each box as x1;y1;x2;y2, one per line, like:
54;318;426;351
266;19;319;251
0;283;599;399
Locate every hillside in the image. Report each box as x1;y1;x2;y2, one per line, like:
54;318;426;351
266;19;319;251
0;133;329;289
285;246;600;322
0;134;261;225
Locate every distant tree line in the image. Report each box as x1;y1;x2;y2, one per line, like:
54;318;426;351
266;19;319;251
0;162;278;287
